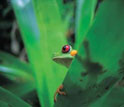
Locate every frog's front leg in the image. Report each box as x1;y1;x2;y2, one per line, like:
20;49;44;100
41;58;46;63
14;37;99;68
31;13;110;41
54;84;66;102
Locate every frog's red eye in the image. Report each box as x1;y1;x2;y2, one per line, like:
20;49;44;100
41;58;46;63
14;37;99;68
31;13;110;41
62;45;70;53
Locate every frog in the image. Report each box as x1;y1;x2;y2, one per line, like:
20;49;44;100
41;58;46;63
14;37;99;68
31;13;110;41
52;45;78;102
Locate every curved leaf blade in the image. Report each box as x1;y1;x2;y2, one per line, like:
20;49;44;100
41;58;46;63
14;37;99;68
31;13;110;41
0;51;32;74
75;0;97;49
0;64;32;80
3;81;35;97
0;87;31;107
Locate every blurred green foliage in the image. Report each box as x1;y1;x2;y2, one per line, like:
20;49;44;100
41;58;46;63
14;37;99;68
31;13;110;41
0;0;124;107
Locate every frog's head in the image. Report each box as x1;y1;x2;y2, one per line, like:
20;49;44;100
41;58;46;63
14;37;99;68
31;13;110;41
52;45;77;68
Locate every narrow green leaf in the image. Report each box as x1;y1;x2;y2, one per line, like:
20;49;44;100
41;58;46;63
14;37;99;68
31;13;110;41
0;51;33;80
0;64;32;80
56;0;73;17
3;81;35;97
56;0;74;29
0;51;32;74
0;101;9;107
75;0;97;49
0;87;31;107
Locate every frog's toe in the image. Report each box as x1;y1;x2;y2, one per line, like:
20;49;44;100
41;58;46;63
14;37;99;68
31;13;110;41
58;91;66;95
54;84;66;102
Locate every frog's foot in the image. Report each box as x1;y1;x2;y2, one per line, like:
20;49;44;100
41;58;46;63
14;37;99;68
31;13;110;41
54;84;66;102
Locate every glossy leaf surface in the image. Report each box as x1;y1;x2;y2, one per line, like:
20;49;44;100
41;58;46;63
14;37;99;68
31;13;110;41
75;0;97;49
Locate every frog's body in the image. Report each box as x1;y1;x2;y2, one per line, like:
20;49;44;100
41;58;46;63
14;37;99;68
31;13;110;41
52;45;77;102
53;54;73;68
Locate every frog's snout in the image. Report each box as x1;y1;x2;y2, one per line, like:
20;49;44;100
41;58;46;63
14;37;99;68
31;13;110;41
70;50;78;56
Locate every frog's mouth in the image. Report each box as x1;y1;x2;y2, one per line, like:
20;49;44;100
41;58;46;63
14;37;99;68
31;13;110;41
52;55;73;68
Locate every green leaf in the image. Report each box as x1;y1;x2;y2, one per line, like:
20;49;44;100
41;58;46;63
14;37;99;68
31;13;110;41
0;51;33;80
75;0;97;49
12;0;67;107
55;0;124;106
0;87;31;107
56;0;74;29
92;87;124;107
3;81;35;97
56;0;74;17
0;101;9;107
0;51;32;74
0;64;32;80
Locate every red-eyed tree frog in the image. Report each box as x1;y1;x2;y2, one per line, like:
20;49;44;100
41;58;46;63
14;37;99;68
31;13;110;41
52;45;77;102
